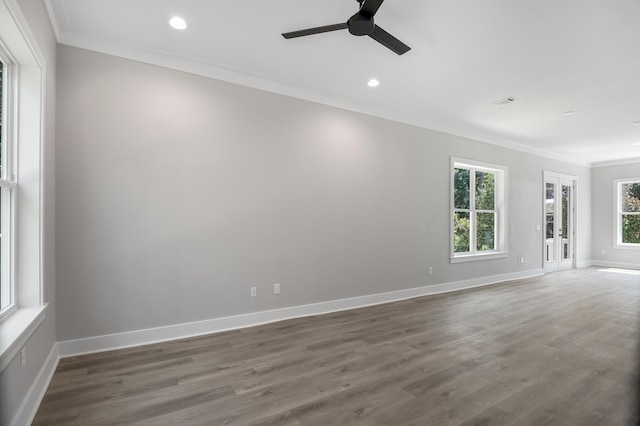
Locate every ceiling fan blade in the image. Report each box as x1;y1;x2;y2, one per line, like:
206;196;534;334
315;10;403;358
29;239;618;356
282;23;348;39
359;0;384;17
368;25;411;55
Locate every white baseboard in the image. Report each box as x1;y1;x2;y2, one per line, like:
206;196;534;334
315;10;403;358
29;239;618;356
11;343;59;426
576;259;594;268
590;260;640;270
58;269;543;358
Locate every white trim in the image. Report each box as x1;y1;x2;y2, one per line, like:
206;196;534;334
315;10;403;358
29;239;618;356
42;0;61;41
613;243;640;251
0;304;47;372
450;157;508;261
591;157;640;168
37;14;596;168
543;171;578;271
450;252;508;263
591;260;640;270
10;343;59;426
613;177;640;249
543;171;578;181
576;259;594;268
2;0;46;67
0;0;46;314
58;269;543;357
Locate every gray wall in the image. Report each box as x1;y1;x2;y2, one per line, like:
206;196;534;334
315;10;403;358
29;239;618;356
0;0;57;424
591;162;640;267
55;45;592;342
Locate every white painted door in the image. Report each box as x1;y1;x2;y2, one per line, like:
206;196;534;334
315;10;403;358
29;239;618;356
544;175;575;271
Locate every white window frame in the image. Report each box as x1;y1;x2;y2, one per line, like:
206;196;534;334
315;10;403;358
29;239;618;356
0;43;17;320
0;0;47;374
613;178;640;251
450;158;508;263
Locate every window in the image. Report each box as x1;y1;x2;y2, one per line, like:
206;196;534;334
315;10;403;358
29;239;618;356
615;178;640;249
451;158;507;262
0;0;46;369
0;51;15;318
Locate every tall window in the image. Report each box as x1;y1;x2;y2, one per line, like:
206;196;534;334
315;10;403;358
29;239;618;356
451;159;507;262
0;0;45;360
615;179;640;248
0;52;15;317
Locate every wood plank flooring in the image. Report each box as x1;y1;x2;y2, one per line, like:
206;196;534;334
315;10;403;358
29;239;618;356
33;268;640;425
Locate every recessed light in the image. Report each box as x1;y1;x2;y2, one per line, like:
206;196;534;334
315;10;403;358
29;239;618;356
368;79;380;88
633;142;640;146
563;110;575;116
633;121;640;126
169;16;187;30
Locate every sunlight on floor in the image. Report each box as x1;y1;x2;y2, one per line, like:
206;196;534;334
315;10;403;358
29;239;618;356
597;268;640;275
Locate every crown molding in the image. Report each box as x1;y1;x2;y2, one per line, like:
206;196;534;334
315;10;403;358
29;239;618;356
44;14;594;168
591;157;640;168
42;0;61;41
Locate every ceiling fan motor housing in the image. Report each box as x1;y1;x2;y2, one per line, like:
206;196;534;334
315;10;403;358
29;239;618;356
348;13;375;36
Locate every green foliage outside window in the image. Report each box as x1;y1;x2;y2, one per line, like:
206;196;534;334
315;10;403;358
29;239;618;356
475;172;495;251
475;172;494;210
454;211;470;252
454;167;496;253
454;168;470;209
621;182;640;244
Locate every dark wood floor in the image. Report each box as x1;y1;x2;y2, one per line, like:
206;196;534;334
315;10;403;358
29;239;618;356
33;267;640;425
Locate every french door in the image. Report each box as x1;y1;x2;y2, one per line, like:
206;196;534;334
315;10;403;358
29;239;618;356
544;173;576;271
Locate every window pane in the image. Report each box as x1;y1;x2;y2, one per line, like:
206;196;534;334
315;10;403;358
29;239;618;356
0;60;3;175
622;214;640;244
454;168;470;209
0;236;3;310
454;211;470;253
0;187;4;310
476;212;495;251
621;183;640;213
475;171;495;210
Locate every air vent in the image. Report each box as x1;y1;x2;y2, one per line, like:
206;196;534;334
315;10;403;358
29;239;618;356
493;97;518;106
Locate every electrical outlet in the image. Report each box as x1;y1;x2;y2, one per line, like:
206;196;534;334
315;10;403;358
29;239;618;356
536;225;541;231
273;283;281;295
601;249;606;255
20;347;26;372
250;287;257;297
428;267;433;275
520;256;525;264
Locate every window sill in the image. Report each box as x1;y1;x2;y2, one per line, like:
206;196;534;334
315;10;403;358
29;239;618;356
450;252;508;263
0;304;47;373
613;243;640;251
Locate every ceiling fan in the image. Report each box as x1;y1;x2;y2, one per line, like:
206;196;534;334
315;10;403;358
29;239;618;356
282;0;411;56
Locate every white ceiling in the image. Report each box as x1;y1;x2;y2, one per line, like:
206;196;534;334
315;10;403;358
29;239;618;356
45;0;640;166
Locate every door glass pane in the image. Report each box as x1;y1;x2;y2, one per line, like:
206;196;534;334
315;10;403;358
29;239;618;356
545;182;555;262
454;211;470;253
561;184;570;259
476;212;495;251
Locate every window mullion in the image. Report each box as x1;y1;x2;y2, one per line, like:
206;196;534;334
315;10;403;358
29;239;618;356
470;168;476;254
